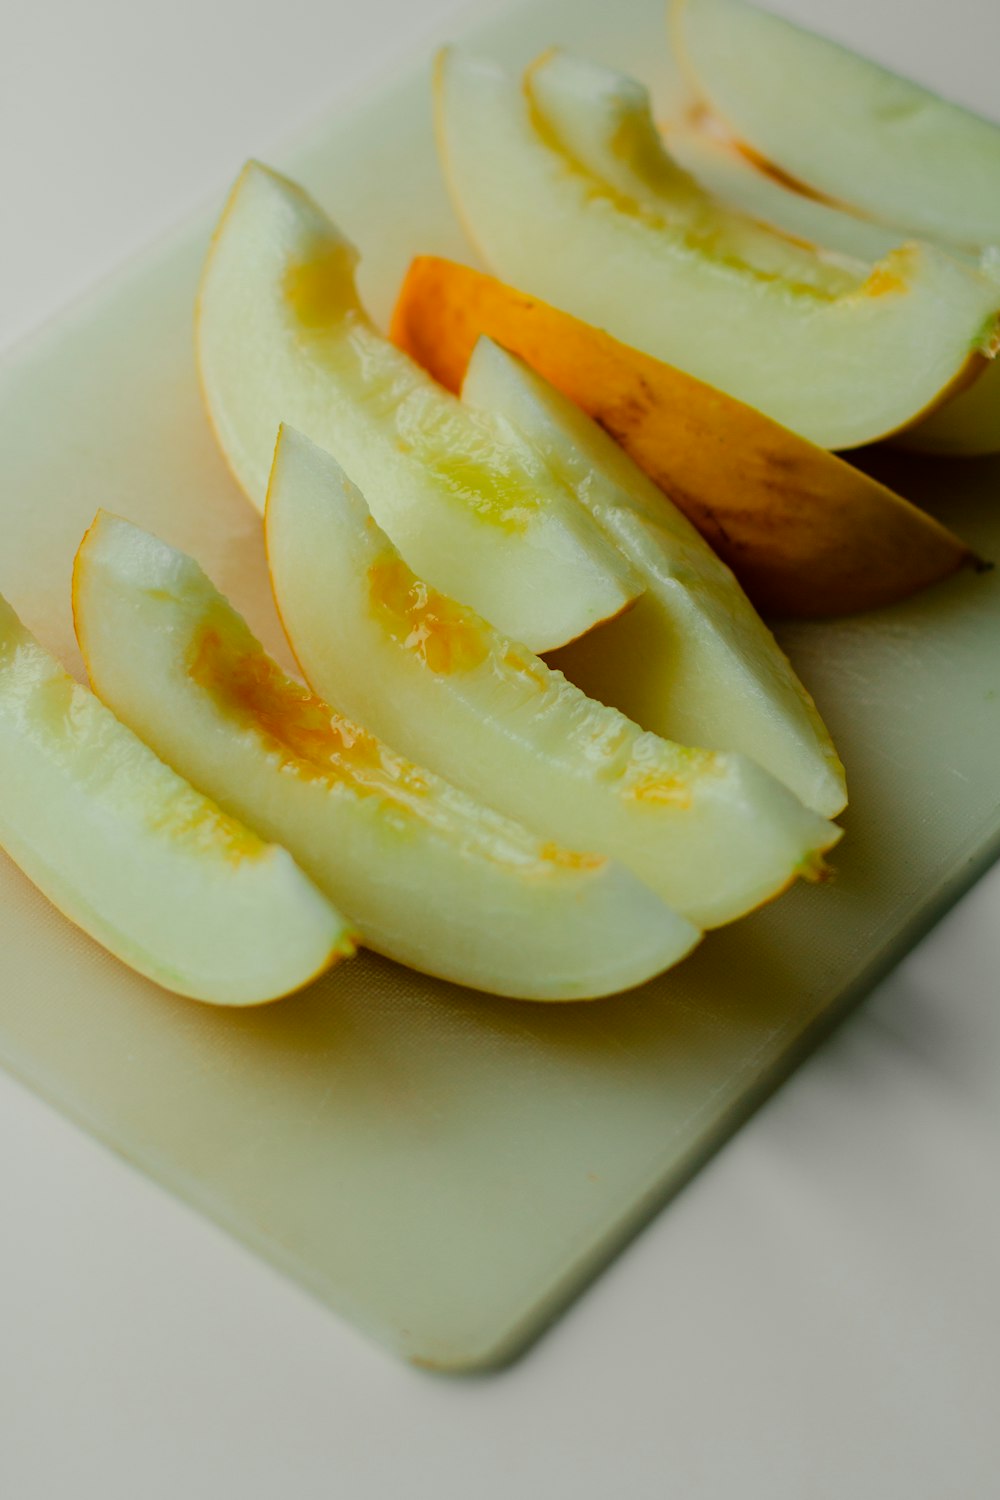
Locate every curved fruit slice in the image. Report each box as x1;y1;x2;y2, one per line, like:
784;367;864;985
660;117;1000;457
671;0;1000;256
434;48;1000;450
0;592;350;1004
196;161;639;654
658;118;1000;460
662;116;905;265
461;338;846;818
391;256;976;617
266;427;841;931
74;513;695;1001
526;49;864;292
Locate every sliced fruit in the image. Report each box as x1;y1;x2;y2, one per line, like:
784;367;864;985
526;48;865;292
74;513;696;1001
660;115;1000;457
196;161;639;654
434;47;1000;450
265;426;841;931
661;114;905;265
391;255;976;617
0;592;350;1004
461;337;846;817
671;0;1000;256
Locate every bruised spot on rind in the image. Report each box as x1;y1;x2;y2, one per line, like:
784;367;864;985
731;135;833;203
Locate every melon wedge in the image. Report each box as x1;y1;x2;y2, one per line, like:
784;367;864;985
391;256;976;617
434;48;1000;449
461;338;846;817
0;592;350;1004
661;116;1000;456
672;0;1000;257
74;513;695;1001
196;161;639;654
265;426;841;931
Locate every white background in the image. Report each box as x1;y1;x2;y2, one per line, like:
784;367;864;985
2;1;1000;1495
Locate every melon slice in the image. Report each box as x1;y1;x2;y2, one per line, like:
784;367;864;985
74;513;696;1001
460;337;846;817
434;47;1000;450
0;593;350;1004
391;256;976;615
196;161;639;653
265;426;841;932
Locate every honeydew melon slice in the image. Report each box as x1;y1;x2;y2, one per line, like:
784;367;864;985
460;337;846;817
434;47;1000;450
0;592;350;1004
74;513;695;1000
196;161;640;653
265;426;841;931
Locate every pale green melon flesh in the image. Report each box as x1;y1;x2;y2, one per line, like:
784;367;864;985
672;0;1000;255
196;162;639;654
75;514;696;1001
435;49;1000;450
460;337;846;818
0;594;348;1004
660;116;1000;454
662;119;904;265
266;429;841;932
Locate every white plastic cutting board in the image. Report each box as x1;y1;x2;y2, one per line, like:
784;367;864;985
1;0;998;1372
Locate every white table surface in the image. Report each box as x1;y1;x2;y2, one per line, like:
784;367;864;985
2;1;999;1495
